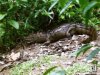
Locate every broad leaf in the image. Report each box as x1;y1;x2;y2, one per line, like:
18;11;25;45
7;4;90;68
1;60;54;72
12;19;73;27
84;10;91;26
60;0;73;15
43;66;57;75
83;1;97;15
79;0;89;10
76;44;92;58
8;20;19;29
79;1;96;27
86;48;100;61
0;13;7;20
83;1;97;26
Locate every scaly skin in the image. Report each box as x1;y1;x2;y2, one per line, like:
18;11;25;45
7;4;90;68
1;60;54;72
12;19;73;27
24;23;97;44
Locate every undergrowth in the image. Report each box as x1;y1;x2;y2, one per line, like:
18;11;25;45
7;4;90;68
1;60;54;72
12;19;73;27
0;0;100;52
10;55;92;75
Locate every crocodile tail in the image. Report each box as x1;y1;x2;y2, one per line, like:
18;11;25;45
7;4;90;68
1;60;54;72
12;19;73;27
82;26;97;43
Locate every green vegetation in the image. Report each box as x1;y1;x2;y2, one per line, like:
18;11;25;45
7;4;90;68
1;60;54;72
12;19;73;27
11;61;35;75
46;63;91;75
1;0;100;74
0;0;54;51
11;55;92;75
0;0;100;51
43;44;100;75
11;55;52;75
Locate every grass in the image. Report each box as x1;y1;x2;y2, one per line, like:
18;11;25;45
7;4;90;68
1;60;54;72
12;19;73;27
10;55;52;75
10;55;99;75
10;61;35;75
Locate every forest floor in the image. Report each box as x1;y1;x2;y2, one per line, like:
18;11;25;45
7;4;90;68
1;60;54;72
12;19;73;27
0;32;100;75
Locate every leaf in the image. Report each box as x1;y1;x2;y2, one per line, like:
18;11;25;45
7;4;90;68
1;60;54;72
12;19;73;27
0;24;5;37
60;0;73;15
42;10;53;19
83;1;97;15
22;0;27;2
75;0;79;4
79;0;89;10
59;0;68;8
24;20;33;29
83;1;97;25
0;13;7;20
49;0;59;11
43;66;57;75
86;48;100;61
43;0;47;3
76;44;92;58
91;60;98;65
8;20;19;29
82;45;91;54
34;11;40;18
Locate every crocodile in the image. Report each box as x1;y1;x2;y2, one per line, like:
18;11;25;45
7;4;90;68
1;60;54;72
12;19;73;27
24;23;97;44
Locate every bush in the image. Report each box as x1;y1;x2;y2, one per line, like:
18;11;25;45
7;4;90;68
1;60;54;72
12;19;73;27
0;0;53;51
0;0;99;52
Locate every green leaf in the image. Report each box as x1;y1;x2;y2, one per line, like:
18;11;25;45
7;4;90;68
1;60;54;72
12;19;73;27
59;0;68;8
79;0;89;10
86;48;100;61
83;1;98;26
49;0;59;11
76;44;92;58
60;0;73;15
0;13;7;20
84;10;91;26
22;0;27;2
91;60;98;65
34;11;40;18
8;20;19;29
83;1;97;15
0;23;5;37
82;45;91;54
75;0;79;4
43;66;57;75
42;10;53;19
